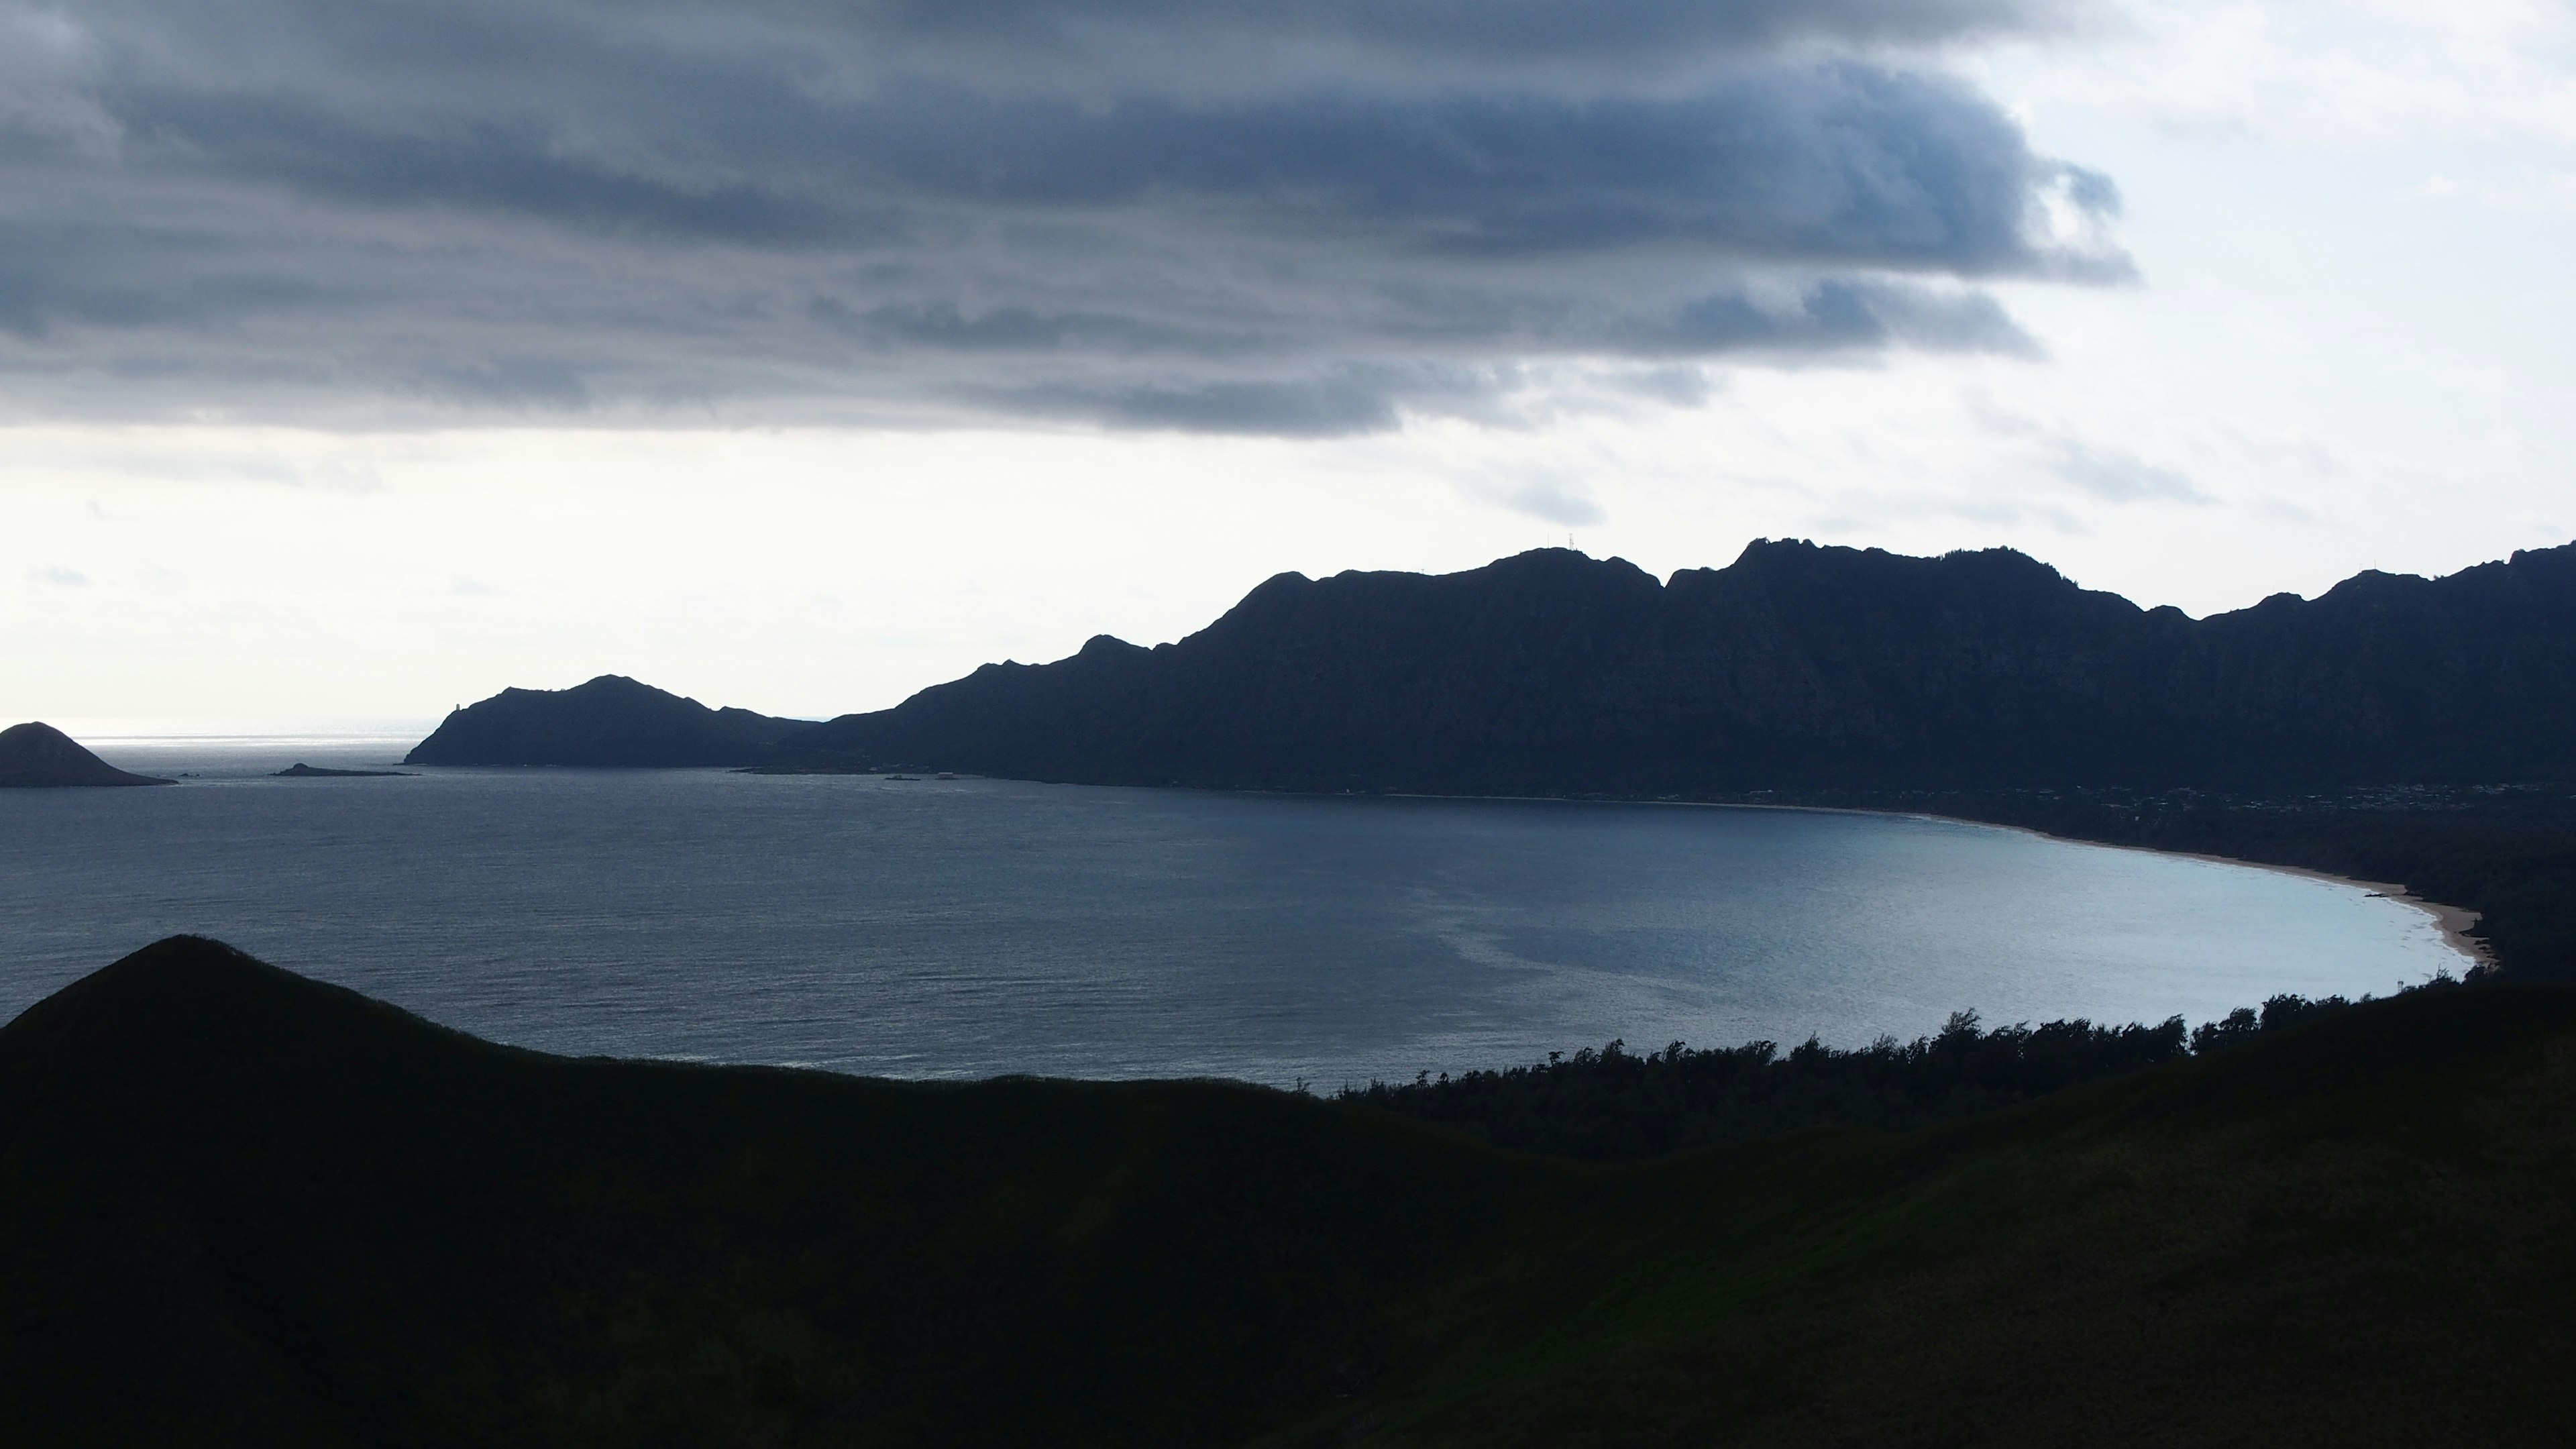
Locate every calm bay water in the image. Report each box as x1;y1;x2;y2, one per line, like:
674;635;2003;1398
0;738;2467;1087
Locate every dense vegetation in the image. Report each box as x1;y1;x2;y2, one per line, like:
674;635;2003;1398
7;936;2575;1446
1340;786;2564;1161
1342;989;2371;1159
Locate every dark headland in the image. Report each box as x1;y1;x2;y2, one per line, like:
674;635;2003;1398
404;674;814;767
405;540;2576;977
788;537;2576;792
4;934;2571;1446
274;763;413;777
411;541;2576;788
0;722;173;788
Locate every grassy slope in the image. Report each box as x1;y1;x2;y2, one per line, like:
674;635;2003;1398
5;939;2574;1446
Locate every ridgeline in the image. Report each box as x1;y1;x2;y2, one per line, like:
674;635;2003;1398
407;541;2576;790
405;675;814;767
786;538;2576;791
3;937;2570;1446
400;541;2576;978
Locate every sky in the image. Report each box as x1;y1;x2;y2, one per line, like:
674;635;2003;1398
3;0;2572;731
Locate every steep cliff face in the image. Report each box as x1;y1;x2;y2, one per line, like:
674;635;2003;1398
405;676;814;767
2167;551;2576;778
782;539;2576;790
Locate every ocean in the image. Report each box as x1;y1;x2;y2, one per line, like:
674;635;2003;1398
0;737;2467;1087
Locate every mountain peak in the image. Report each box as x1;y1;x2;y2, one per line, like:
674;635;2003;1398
1077;634;1147;659
406;679;815;767
777;539;2576;791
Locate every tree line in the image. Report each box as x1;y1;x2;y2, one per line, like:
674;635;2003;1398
1338;981;2443;1159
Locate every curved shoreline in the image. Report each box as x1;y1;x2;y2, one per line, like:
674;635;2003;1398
1374;789;2494;974
1685;800;2491;974
1874;810;2492;973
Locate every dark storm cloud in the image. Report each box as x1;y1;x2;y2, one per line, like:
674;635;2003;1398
1050;374;1419;437
1623;280;2039;356
108;90;853;246
0;0;2126;433
832;0;2078;56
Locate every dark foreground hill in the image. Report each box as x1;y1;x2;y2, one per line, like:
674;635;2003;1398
0;721;172;788
784;539;2576;791
5;937;2573;1446
405;675;814;767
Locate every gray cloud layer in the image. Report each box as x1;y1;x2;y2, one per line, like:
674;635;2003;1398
0;0;2126;432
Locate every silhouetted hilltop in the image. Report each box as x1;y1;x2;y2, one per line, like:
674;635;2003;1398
0;936;1530;1446
405;675;813;767
5;936;2574;1444
781;539;2576;790
0;722;173;788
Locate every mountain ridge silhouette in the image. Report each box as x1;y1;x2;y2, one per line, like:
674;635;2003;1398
782;537;2576;790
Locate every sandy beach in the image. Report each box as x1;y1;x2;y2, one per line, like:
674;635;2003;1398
1387;790;2496;975
1882;811;2494;973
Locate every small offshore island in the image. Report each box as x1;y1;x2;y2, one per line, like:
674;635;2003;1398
273;763;413;777
0;722;173;788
